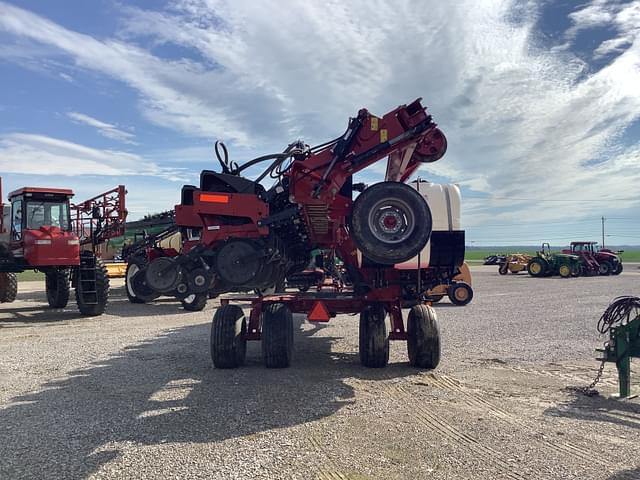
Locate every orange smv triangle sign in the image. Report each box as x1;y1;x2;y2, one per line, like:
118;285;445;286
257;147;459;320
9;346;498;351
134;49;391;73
308;300;331;322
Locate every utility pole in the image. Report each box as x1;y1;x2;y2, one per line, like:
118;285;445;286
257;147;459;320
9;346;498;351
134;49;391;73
601;216;605;248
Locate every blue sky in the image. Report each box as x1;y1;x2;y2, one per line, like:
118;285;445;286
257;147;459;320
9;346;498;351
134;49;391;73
0;0;639;246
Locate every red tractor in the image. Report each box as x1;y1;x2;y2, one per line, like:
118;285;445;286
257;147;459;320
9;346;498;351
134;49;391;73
562;241;623;276
0;180;126;315
127;98;454;369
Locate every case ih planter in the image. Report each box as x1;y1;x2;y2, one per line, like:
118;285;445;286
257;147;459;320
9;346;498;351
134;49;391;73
126;99;456;368
0;181;126;315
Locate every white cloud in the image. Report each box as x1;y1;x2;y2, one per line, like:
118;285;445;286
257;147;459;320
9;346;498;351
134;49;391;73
0;133;186;180
66;111;137;144
0;0;639;226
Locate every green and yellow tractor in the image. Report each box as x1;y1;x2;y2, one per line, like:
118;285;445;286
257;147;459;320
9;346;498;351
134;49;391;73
527;243;581;278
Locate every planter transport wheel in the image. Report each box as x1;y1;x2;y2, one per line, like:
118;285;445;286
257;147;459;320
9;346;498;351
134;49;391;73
359;304;389;368
498;263;508;275
46;268;70;309
261;303;294;368
181;293;208;311
0;272;18;303
447;283;473;306
407;304;441;369
211;304;247;368
349;182;432;265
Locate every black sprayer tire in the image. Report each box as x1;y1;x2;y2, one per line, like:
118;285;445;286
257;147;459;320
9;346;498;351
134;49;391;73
181;293;208;311
447;283;473;306
0;272;18;303
75;254;109;316
527;258;546;278
407;304;441;369
349;182;432;265
211;304;247;368
498;263;508;275
46;269;70;309
261;303;294;368
125;256;160;304
359;304;389;368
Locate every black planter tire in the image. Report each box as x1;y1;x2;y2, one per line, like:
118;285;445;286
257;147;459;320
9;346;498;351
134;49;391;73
447;283;473;306
0;272;18;303
181;293;208;311
46;269;70;309
211;304;247;368
359;304;389;368
261;303;294;368
407;304;441;369
75;255;109;316
349;182;432;265
498;263;508;275
125;256;160;304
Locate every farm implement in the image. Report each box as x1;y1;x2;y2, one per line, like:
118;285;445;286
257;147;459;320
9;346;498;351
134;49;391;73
0;180;126;315
126;98;461;368
498;253;532;275
592;297;640;398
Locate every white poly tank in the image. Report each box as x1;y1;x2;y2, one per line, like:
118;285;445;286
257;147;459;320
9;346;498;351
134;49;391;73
396;180;461;269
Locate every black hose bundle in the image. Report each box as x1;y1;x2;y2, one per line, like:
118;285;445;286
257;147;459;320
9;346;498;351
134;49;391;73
597;296;640;334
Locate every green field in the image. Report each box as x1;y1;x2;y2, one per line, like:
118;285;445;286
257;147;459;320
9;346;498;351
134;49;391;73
465;248;640;263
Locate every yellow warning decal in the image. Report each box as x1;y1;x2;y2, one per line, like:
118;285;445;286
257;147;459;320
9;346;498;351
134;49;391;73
370;117;379;131
380;129;388;142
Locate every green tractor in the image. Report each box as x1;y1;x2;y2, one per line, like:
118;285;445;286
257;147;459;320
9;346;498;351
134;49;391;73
527;243;581;278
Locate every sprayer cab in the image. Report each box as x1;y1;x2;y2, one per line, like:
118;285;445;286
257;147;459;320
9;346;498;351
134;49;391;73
6;187;79;267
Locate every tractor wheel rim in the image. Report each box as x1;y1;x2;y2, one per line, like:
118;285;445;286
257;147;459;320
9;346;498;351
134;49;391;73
126;264;139;297
368;198;415;244
531;263;541;274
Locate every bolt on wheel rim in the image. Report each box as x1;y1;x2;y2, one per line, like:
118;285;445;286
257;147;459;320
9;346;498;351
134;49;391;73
367;198;415;244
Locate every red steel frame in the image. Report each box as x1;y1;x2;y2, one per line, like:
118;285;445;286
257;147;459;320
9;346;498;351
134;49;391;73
71;185;127;247
194;99;446;342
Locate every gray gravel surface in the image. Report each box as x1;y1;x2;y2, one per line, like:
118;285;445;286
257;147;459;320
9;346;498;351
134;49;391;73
1;266;639;479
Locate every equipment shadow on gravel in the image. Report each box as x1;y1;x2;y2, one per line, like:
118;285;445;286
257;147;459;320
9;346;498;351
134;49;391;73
544;390;640;431
0;314;415;479
0;287;202;322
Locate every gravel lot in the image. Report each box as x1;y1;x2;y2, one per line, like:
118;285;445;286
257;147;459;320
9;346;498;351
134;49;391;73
1;265;639;480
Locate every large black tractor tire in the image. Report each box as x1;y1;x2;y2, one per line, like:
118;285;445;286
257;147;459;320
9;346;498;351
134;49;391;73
349;182;432;265
447;282;473;306
359;304;389;368
125;255;160;304
598;261;612;276
0;272;18;303
407;304;441;369
211;304;247;369
498;263;508;275
613;263;623;275
181;293;208;311
527;258;547;278
261;303;294;368
46;269;70;309
75;253;109;316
